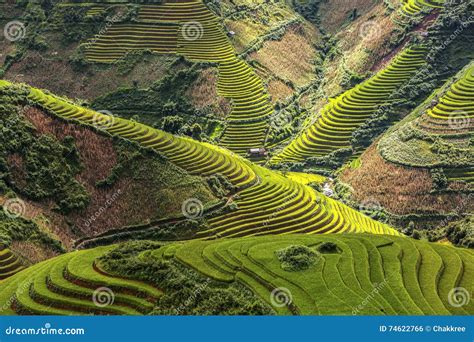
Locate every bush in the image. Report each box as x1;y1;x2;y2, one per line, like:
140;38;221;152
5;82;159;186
100;242;273;315
161;116;184;134
431;168;448;191
317;242;338;253
275;245;318;271
446;217;474;248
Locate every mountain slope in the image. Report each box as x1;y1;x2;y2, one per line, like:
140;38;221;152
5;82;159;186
0;80;400;239
1;234;472;315
337;62;473;239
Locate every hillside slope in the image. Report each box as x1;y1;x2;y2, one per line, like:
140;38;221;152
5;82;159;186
1;234;472;315
0;81;219;260
0;80;401;241
337;62;473;242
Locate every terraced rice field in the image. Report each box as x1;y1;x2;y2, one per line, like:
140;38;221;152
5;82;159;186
0;246;161;315
167;234;474;315
425;66;474;122
401;0;445;15
84;23;179;62
420;66;473;183
81;0;272;157
271;46;428;164
381;64;473;183
0;81;399;238
2;235;471;315
85;6;105;18
0;247;24;280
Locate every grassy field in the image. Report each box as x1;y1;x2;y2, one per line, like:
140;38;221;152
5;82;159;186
379;63;473;183
271;45;428;164
1;234;472;315
80;0;273;157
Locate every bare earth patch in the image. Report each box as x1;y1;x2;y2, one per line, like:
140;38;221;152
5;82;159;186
267;79;293;104
340;145;472;215
249;24;317;88
186;68;231;117
11;240;60;265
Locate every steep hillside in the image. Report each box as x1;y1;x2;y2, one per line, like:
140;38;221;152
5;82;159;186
0;82;219;260
1;81;401;244
271;0;473;170
1;234;472;315
2;0;452;162
337;62;473;242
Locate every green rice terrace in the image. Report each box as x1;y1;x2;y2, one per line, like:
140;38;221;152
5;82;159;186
401;0;446;16
82;0;273;157
272;45;429;163
0;235;472;315
0;0;473;316
379;63;474;184
0;246;24;280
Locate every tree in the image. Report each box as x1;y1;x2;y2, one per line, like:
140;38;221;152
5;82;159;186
161;116;183;134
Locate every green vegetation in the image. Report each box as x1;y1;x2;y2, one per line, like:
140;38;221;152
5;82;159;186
99;241;273;315
272;46;429;164
2;234;471;315
0;245;162;315
0;81;400;239
400;0;446;16
0;211;63;253
0;246;24;280
80;1;273;157
275;245;318;271
379;63;473;183
0;86;90;214
0;0;472;319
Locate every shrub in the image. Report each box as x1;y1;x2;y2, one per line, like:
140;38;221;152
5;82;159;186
431;168;448;191
412;230;421;240
162;116;184;134
317;242;338;253
275;245;318;271
100;242;273;315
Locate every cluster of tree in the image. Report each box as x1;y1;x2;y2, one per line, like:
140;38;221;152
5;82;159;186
99;241;274;315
